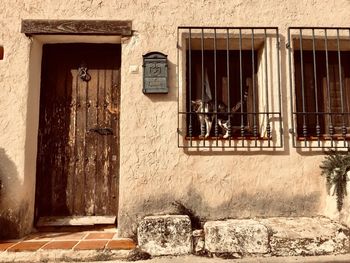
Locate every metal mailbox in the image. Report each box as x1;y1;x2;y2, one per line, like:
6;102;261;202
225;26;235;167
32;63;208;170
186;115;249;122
143;52;168;94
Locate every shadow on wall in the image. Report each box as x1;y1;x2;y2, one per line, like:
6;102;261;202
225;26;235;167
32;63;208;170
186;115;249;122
119;184;322;237
0;148;25;239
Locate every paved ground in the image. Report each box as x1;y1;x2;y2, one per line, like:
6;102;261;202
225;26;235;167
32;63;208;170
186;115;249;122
0;226;135;252
0;226;135;262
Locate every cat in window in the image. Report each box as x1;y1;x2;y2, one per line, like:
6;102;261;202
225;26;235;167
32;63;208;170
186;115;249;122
217;90;248;138
191;99;229;138
191;99;213;138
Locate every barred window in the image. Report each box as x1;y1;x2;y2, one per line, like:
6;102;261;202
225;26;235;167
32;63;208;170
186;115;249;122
177;27;282;149
288;27;350;148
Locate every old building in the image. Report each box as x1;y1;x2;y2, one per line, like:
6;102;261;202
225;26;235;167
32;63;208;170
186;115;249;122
0;0;350;239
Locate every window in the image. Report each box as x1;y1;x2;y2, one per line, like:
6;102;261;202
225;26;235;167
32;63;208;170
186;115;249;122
177;27;282;149
289;27;350;148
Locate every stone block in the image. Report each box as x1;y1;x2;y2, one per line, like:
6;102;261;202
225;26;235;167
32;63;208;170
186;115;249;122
259;217;350;256
137;215;192;256
204;219;269;256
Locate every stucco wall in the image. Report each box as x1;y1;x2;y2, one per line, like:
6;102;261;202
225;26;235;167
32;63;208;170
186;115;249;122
1;0;350;238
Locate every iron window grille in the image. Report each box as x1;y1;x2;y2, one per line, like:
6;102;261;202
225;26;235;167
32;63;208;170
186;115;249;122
177;27;282;149
288;27;350;149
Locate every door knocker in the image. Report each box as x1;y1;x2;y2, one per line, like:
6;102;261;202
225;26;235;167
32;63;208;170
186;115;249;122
78;64;91;82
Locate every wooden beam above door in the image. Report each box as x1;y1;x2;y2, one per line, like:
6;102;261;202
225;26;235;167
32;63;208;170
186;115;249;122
21;20;132;36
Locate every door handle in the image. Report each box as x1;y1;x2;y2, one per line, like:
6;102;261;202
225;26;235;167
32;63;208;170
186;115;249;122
88;127;113;135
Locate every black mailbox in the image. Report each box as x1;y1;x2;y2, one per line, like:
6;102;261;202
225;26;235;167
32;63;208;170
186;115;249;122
143;52;168;94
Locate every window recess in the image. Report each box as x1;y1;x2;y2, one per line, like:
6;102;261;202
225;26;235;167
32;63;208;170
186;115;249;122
177;27;282;149
288;27;350;149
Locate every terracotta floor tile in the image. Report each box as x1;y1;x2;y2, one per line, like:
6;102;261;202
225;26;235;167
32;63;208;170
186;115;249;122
0;242;17;251
53;232;87;240
41;241;78;250
106;239;136;250
85;232;115;240
74;240;107;250
7;241;47;252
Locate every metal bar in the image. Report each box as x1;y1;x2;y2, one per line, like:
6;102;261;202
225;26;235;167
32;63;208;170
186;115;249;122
336;29;346;141
288;26;350;30
348;29;350;149
239;28;244;146
178;26;279;30
188;29;193;146
299;29;307;147
325;29;334;148
264;29;271;146
348;28;350;149
288;28;296;148
180;111;282;114
201;28;205;144
291;146;350;149
252;28;258;147
188;29;193;147
293;111;350;114
312;29;321;148
227;29;231;145
177;28;180;147
179;143;284;149
276;28;283;148
214;29;218;146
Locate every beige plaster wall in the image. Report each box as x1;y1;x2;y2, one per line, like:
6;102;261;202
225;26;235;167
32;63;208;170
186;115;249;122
0;0;350;238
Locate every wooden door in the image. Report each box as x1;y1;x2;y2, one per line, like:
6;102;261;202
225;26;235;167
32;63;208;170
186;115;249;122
35;44;120;218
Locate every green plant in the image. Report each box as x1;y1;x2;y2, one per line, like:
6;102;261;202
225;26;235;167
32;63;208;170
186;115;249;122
320;150;350;212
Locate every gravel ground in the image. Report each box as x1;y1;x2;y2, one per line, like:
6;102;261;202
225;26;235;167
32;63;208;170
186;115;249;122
85;254;350;263
2;252;350;262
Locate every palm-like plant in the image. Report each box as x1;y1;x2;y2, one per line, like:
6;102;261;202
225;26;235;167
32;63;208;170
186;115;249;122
320;151;350;212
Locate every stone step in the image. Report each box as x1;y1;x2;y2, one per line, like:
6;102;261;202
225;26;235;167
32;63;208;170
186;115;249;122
205;217;350;257
138;215;192;256
260;217;350;256
138;215;350;258
204;219;269;256
36;216;116;226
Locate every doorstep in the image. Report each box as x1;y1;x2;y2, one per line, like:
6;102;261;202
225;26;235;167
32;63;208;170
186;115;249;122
0;226;136;262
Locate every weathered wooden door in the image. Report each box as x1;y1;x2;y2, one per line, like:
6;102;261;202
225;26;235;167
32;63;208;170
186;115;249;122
35;44;120;218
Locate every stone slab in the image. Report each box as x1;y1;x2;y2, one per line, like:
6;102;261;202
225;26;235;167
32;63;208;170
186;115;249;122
36;216;116;226
204;219;269;256
137;215;192;256
258;217;350;256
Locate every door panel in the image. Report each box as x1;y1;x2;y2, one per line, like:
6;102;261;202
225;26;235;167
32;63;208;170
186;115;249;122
36;44;120;218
